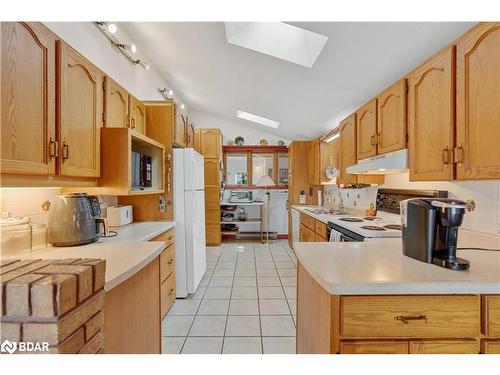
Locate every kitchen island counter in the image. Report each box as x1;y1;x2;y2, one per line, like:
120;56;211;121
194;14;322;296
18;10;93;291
295;238;500;295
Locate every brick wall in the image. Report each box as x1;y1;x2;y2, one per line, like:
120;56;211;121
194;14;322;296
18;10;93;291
1;258;106;354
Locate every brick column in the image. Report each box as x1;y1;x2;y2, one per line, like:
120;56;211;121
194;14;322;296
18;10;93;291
1;258;106;354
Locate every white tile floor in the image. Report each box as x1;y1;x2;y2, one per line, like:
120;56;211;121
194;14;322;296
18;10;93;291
162;240;297;354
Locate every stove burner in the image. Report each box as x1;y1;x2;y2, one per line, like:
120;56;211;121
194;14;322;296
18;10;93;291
383;224;402;230
361;225;386;231
339;217;363;222
363;217;382;221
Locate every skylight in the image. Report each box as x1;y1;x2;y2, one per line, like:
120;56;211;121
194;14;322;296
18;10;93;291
224;22;328;68
237;110;280;129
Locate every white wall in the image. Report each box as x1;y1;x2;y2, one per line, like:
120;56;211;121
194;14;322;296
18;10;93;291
43;22;181;102
324;174;500;235
189;111;291;146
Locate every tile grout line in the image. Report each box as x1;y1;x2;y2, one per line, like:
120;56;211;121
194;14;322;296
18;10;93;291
254;242;264;354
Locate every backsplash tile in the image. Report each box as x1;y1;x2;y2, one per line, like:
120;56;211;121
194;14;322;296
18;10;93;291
324;173;500;235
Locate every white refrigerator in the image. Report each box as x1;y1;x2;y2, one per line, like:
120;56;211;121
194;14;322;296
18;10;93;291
173;148;207;297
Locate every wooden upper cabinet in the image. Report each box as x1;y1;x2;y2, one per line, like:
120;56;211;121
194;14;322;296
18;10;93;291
1;22;56;176
193;128;202;153
186;121;195;148
103;76;130;128
58;41;102;178
356;99;378;160
320;137;339;184
308;139;320;185
409;46;455;181
377;78;407;154
130;96;146;134
201;129;222;158
456;22;500;180
338;114;357;185
173;105;186;147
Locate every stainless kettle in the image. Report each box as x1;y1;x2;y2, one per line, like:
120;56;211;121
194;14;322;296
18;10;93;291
45;193;106;246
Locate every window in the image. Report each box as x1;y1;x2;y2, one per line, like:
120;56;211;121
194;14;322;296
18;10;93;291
226;154;248;185
223;148;288;187
278;153;289;185
252;153;274;185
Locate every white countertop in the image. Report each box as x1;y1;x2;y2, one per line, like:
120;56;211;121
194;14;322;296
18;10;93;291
295;233;500;295
4;221;176;291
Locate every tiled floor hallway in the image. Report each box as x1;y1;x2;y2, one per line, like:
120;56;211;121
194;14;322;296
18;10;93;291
161;240;297;354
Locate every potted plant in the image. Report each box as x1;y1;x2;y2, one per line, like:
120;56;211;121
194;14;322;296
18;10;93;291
235;136;245;146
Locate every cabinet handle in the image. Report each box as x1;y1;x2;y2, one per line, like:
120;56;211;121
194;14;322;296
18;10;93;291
370;135;378;145
167;236;173;241
454;144;464;167
168;288;174;296
131;118;136;129
49;138;59;159
442;146;450;167
62;142;69;161
167;259;174;265
394;315;428;324
126;114;131;128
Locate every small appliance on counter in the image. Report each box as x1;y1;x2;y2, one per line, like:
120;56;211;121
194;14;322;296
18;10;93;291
107;205;133;227
401;198;469;270
45;193;108;247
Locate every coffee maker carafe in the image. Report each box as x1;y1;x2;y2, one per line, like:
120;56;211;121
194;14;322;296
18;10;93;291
401;198;469;270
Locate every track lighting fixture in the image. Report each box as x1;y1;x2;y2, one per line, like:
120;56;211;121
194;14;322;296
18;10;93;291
158;88;174;100
94;22;149;70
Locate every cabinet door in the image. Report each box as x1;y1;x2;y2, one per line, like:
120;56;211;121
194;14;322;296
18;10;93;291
409;47;455;181
299;223;315;242
173;105;186;147
377;78;407;154
204;158;220;187
201;129;222;158
356;99;378;159
456;22;500;179
58;41;102;177
193;128;202;153
340;341;408;354
308;140;320;185
1;22;56;176
130;96;146;134
409;340;480;354
482;340;500;354
320;137;339;184
103;76;129;128
338;114;357;185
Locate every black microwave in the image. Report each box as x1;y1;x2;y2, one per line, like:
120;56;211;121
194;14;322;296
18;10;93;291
131;151;152;189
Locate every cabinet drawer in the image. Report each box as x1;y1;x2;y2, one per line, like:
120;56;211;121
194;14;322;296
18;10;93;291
340;341;408;354
409;340;480;354
300;213;315;230
151;228;175;248
341;295;480;338
205;208;220;224
482;340;500;354
161;273;175;318
484;295;500;336
160;245;175;283
314;220;328;239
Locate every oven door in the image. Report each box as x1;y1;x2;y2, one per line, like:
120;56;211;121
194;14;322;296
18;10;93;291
328;222;365;242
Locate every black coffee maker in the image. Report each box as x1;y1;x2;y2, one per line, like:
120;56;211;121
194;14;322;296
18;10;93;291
401;198;469;270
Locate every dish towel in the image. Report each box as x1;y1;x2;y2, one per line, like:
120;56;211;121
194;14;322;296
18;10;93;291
329;229;343;242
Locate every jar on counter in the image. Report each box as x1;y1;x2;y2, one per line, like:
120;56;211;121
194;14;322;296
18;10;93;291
0;213;32;256
31;223;47;250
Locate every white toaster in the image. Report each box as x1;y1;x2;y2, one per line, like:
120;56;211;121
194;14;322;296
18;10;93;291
106;205;133;227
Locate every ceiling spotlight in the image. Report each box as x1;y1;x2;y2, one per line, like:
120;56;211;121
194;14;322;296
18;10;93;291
168;90;173;97
107;23;117;34
137;60;150;70
130;44;137;53
181;104;185;110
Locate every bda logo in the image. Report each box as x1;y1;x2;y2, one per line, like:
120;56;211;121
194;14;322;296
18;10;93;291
1;340;17;354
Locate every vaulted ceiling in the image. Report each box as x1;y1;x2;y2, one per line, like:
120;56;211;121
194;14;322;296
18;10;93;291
121;22;475;140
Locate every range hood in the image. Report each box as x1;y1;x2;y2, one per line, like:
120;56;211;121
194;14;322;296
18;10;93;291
346;148;409;174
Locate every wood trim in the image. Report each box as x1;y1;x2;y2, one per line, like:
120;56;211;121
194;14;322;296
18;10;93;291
223;145;288;152
225;185;288;190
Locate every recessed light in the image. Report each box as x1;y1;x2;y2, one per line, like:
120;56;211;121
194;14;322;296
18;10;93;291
237;110;279;129
107;23;117;34
324;133;340;143
225;22;328;68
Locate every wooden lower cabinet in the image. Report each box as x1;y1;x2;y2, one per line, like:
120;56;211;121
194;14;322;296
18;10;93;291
299;224;315;242
297;260;497;354
340;341;409;354
314;233;328;242
152;228;176;318
161;273;175;318
104;257;160;353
